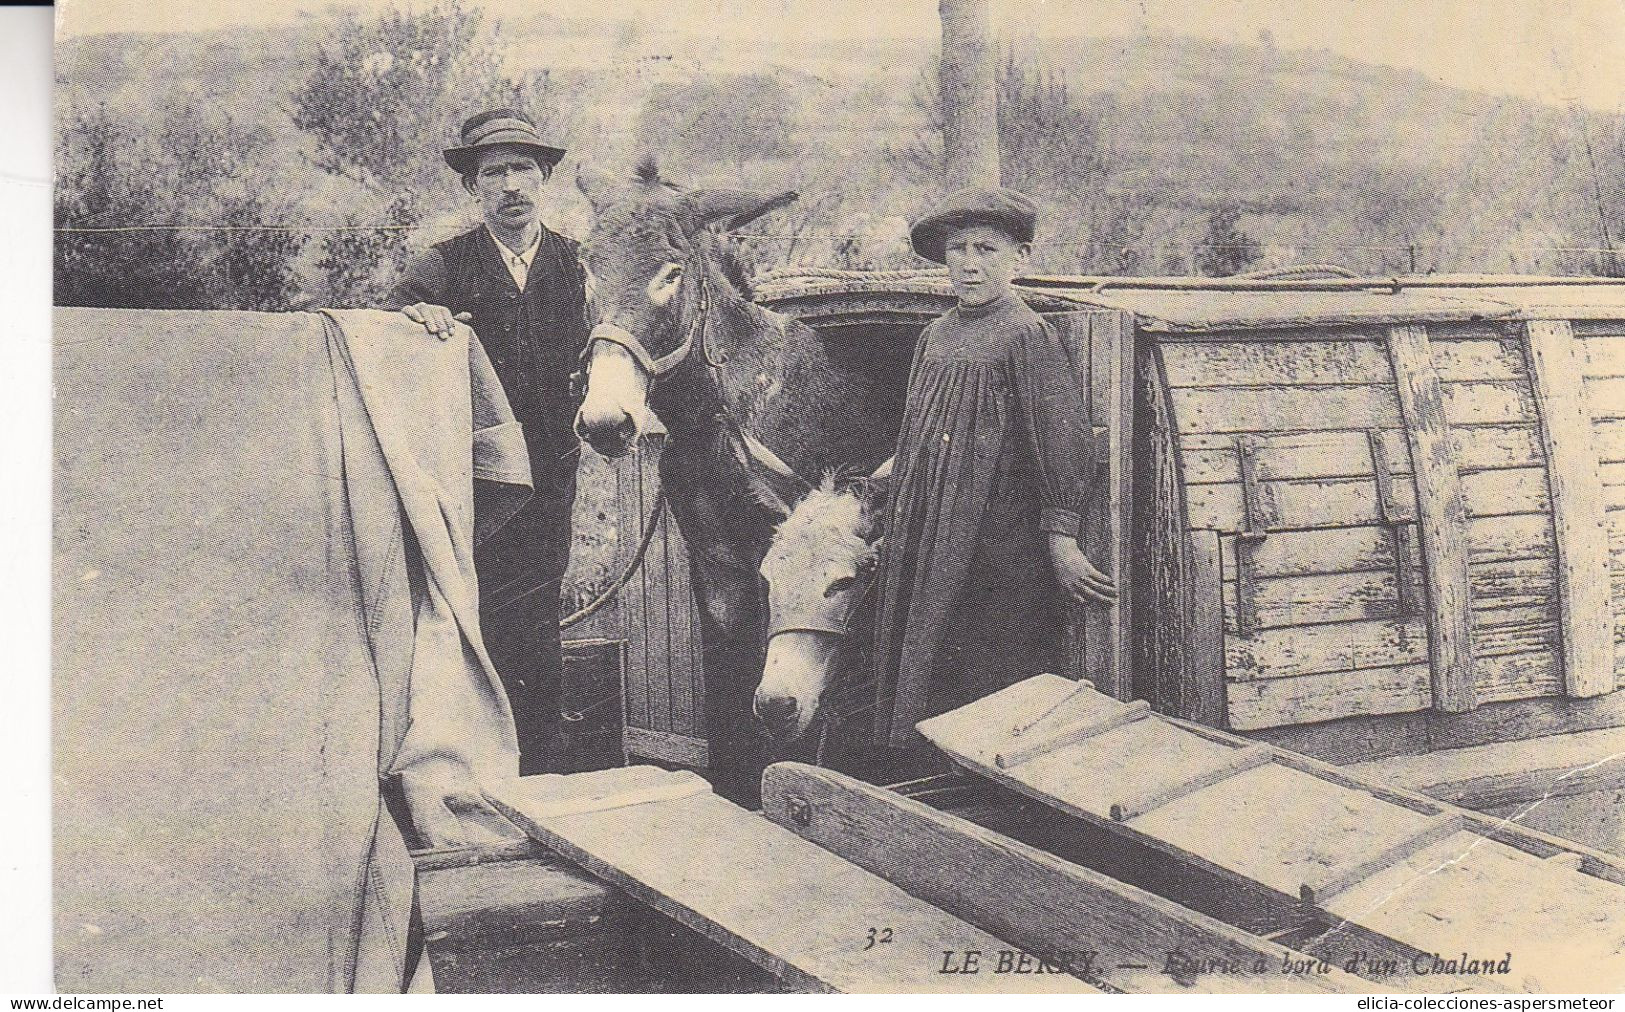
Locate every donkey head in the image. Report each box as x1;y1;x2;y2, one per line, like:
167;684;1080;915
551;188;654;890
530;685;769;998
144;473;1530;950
753;464;890;740
572;161;797;458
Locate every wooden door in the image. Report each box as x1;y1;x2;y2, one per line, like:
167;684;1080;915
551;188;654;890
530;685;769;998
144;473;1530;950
1046;311;1136;700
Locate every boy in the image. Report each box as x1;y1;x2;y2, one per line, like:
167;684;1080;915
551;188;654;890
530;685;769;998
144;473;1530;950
872;187;1116;747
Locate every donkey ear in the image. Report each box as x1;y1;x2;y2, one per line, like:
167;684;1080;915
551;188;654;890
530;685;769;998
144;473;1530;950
683;189;799;234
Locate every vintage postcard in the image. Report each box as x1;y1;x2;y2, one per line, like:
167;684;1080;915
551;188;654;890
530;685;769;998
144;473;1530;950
50;0;1625;994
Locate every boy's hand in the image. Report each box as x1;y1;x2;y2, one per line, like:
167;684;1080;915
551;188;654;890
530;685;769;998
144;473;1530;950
1048;534;1117;607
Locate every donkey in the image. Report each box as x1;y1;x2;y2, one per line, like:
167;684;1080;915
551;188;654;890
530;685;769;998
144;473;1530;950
754;473;888;743
572;164;901;792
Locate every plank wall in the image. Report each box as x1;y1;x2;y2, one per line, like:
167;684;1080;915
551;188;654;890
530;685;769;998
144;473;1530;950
1159;324;1568;731
1574;322;1625;688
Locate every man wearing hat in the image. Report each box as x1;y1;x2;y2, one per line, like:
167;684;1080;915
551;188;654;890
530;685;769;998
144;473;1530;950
388;108;588;775
871;186;1117;750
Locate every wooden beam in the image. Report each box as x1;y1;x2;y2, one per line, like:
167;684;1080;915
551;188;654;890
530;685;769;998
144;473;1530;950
1051;311;1136;700
1523;319;1615;697
491;769;1092;993
1187;529;1227;726
1299;814;1466;906
1108;745;1273;822
1385;324;1476;712
760;762;1365;993
995;701;1151;769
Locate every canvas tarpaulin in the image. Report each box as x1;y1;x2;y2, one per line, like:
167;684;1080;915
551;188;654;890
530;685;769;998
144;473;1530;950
54;307;530;992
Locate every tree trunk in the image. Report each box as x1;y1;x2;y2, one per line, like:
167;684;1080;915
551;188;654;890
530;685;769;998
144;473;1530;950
938;0;1000;189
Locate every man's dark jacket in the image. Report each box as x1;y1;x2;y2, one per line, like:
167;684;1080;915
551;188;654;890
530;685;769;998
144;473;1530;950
387;224;590;774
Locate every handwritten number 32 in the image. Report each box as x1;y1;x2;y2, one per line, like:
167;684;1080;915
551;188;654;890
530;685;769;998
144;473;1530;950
862;927;894;950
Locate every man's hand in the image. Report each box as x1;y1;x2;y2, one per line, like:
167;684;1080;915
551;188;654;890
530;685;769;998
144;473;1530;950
402;302;472;341
1048;533;1117;607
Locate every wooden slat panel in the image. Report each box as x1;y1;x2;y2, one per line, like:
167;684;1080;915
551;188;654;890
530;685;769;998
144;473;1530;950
1586;376;1625;419
1188;476;1410;531
1579;336;1625;379
1525;319;1616;697
493;773;1091;994
1225;617;1429;681
1387;324;1476;712
1159;339;1389;388
1430;338;1526;382
1467;513;1554;563
1223;570;1401;631
663;505;698;737
759;763;1360;994
1225;663;1433;729
1179;429;1408;485
1168;385;1400;435
1450;422;1545;470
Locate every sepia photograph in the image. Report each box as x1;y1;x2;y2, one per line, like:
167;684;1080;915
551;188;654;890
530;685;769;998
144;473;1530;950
47;0;1625;994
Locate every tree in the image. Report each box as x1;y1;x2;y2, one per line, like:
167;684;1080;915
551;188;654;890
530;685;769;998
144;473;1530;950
289;0;547;194
938;0;999;188
1194;207;1261;277
55;102;306;311
634;74;799;176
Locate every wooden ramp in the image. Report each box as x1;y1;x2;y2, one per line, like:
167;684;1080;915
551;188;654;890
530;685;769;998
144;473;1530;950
918;675;1625;993
488;766;1097;993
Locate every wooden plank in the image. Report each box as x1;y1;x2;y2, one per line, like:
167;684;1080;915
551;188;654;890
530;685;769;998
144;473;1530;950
618;456;650;733
1221;527;1403;580
1439;379;1537;424
1467;513;1554;563
640;453;673;732
663;493;697;736
1321;831;1625;992
1459;466;1550;517
1225;663;1433;729
620;726;709;767
1525;320;1616;697
1188;530;1228;726
1130;761;1441;898
995;702;1152;769
1586;376;1625;419
1108;745;1274;821
1430;338;1526;382
1049;313;1134;700
492;770;1094;994
1470;605;1561;658
759;763;1364;993
1299;814;1467;906
1188;476;1412;531
1159;339;1390;388
1168;385;1401;435
1223;570;1404;631
1451;422;1545;471
1387;324;1476;712
1469;557;1557;612
1225;617;1430;681
1595;418;1625;461
1475;649;1562;703
1180;429;1408;485
1579;336;1625;378
1174;713;1625;879
1349;726;1625;810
